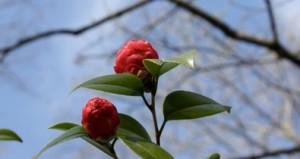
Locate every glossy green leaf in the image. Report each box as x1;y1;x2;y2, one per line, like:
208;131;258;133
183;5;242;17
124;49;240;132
120;137;173;159
117;114;151;141
0;129;22;143
163;90;231;121
80;136;114;157
158;62;180;76
49;122;79;131
71;73;144;96
207;153;221;159
116;114;172;159
33;126;88;159
143;51;197;77
163;51;197;69
49;122;114;157
143;59;163;77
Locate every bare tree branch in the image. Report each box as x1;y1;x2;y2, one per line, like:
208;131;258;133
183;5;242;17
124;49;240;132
0;0;152;61
232;146;300;159
265;0;278;41
167;0;300;68
115;5;179;39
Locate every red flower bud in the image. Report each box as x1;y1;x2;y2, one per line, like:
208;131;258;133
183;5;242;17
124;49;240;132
81;97;120;142
114;40;159;76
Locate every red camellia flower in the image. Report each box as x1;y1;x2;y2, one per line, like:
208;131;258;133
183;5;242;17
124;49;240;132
81;97;120;142
114;40;159;76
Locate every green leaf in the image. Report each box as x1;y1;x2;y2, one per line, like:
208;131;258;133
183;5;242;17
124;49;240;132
71;73;144;96
207;153;221;159
143;51;197;77
143;59;164;77
49;122;79;131
117;114;173;159
33;126;88;159
163;90;231;121
163;50;197;69
80;136;113;157
49;122;114;157
0;129;22;143
159;62;180;76
117;114;151;141
120;137;173;159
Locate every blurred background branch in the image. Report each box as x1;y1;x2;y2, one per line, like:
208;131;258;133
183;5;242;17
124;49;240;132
0;0;151;62
167;0;300;68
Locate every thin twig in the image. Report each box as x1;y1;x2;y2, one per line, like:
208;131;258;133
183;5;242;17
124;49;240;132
232;146;300;159
265;0;278;41
0;0;152;61
167;0;300;68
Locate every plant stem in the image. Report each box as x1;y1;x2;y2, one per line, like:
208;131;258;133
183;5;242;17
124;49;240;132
150;93;160;145
142;94;151;110
158;120;167;140
112;153;118;159
111;138;118;155
150;76;161;145
142;76;161;145
103;141;118;159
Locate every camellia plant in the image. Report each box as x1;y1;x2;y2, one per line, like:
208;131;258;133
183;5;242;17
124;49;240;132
33;40;231;159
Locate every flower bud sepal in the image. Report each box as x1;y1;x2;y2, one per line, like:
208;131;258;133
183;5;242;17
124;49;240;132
138;70;157;93
84;125;119;144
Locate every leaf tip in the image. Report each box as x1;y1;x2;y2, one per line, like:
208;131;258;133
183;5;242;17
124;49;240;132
17;138;23;143
67;86;80;97
224;106;232;113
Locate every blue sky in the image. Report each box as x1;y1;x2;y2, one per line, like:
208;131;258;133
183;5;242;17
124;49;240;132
1;0;300;159
0;1;126;158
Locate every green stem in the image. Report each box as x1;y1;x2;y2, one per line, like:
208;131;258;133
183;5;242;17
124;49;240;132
112;151;118;159
142;76;161;145
158;120;167;140
111;138;118;156
142;94;151;110
150;77;161;145
150;93;160;145
103;141;118;159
